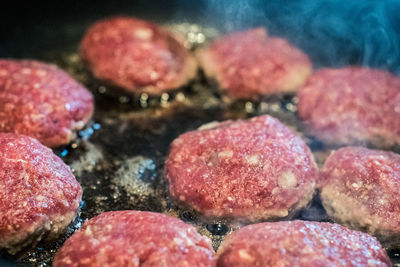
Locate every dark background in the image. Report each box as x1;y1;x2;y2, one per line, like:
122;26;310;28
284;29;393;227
1;0;400;73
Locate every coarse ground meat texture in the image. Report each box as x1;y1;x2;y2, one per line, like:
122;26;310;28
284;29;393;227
165;115;319;221
53;210;216;267
0;133;82;254
80;16;197;95
217;220;391;267
320;146;400;249
196;28;312;100
297;67;400;147
0;59;94;148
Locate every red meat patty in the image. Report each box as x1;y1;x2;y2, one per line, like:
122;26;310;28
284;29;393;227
217;220;391;267
196;28;312;100
165;115;319;221
297;67;400;147
320;146;400;249
53;210;216;267
80;16;197;95
0;133;82;254
0;59;94;148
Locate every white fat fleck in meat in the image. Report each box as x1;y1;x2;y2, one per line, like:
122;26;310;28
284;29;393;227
21;68;32;75
173;237;185;247
84;226;93;236
218;150;233;158
378;197;387;205
278;171;297;189
149;71;160;80
271;188;279;195
173;138;183;145
36;195;45;202
238;249;255;262
35;69;47;77
246;154;259;165
351;181;363;189
134;28;153;40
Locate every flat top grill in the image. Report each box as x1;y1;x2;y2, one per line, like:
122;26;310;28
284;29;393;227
1;11;400;266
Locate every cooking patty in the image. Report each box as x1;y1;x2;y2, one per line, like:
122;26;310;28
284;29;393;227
165;115;318;221
53;210;216;267
0;59;94;148
80;16;197;95
196;28;312;100
320;146;400;249
0;133;82;254
297;67;400;147
217;220;391;267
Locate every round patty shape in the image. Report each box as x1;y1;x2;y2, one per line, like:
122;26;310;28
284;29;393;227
320;146;400;249
297;67;400;146
80;16;197;95
217;220;391;267
0;133;82;254
196;28;312;100
165;115;319;221
0;59;94;148
53;210;216;267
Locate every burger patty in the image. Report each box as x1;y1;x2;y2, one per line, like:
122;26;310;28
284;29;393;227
80;16;197;95
297;67;400;147
196;28;312;100
53;210;216;267
217;220;391;267
0;133;82;254
320;146;400;249
0;59;94;148
165;115;318;221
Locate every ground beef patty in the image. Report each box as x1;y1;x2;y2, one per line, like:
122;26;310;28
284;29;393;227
217;220;391;267
0;133;82;254
165;115;318;221
0;59;94;148
196;28;312;100
297;67;400;147
80;16;197;95
320;146;400;249
53;210;216;267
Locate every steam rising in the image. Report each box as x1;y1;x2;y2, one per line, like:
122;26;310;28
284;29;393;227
194;0;400;73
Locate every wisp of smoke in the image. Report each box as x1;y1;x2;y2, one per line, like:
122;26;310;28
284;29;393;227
189;0;400;74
